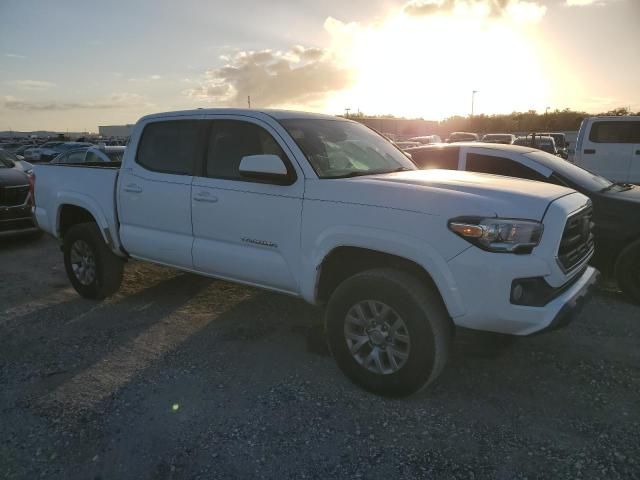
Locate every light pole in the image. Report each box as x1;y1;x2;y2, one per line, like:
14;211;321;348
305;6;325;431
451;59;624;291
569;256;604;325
471;90;479;117
545;106;550;130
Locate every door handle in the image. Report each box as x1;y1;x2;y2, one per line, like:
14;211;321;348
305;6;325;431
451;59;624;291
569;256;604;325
124;184;143;193
584;149;596;154
193;191;218;203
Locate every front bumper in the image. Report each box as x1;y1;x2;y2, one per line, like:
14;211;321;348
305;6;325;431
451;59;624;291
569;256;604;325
535;268;599;334
0;204;39;238
447;243;599;335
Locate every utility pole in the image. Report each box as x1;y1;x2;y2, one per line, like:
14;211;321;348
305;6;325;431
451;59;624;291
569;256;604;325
247;95;251;108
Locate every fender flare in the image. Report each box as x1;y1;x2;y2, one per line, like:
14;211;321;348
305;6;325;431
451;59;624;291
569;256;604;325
54;191;122;252
303;225;466;318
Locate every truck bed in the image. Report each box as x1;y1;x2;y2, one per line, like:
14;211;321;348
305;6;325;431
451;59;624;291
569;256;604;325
33;163;122;251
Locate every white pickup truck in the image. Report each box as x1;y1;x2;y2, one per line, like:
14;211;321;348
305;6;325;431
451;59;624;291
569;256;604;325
33;109;598;396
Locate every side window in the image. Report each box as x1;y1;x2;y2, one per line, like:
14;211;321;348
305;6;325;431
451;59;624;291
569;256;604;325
630;121;640;143
85;151;101;163
205;120;290;181
589;121;636;143
68;151;86;163
466;153;548;182
411;147;459;170
137;120;204;175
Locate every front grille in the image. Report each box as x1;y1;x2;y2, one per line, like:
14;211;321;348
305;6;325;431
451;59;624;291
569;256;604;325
0;185;29;206
557;205;594;272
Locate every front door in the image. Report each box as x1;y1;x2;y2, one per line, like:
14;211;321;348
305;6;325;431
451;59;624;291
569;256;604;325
191;117;304;293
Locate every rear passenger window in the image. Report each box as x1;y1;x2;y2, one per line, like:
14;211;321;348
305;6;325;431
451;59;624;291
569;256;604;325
409;147;459;170
206;120;289;180
589;121;639;143
466;153;548;182
137;121;204;174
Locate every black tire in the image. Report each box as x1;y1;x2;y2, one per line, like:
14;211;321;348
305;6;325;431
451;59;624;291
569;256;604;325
63;222;124;300
615;239;640;304
325;268;453;397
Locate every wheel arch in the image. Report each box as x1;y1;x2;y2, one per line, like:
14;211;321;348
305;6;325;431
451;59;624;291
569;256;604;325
312;242;465;318
55;194;121;253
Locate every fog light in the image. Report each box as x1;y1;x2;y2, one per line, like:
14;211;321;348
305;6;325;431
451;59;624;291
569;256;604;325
511;283;524;303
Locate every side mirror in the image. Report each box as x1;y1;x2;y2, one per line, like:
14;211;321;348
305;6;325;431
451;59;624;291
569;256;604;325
239;154;291;184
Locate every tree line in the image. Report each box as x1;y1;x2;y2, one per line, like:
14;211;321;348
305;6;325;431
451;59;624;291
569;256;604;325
348;107;639;133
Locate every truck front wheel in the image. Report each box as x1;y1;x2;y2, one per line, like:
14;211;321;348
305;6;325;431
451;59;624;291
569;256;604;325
325;268;453;397
63;223;124;300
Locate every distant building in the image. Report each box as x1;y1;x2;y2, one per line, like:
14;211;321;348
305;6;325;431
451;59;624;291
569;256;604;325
99;124;134;138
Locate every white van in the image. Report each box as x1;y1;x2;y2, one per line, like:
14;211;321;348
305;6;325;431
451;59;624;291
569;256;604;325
572;116;640;184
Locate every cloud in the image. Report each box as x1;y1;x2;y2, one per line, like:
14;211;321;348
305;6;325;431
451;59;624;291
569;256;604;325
4;53;26;59
565;0;603;5
128;74;162;82
403;0;546;21
8;80;56;90
2;93;149;111
184;46;353;108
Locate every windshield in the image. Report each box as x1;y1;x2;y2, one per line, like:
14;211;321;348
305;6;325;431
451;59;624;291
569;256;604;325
0;155;11;168
278;119;415;178
525;150;612;192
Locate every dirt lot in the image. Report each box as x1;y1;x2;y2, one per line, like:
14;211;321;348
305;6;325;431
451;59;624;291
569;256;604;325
1;235;639;479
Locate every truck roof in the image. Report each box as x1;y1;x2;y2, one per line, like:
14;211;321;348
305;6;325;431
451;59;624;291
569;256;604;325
139;108;342;123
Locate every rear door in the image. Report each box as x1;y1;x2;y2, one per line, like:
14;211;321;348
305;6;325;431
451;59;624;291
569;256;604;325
578;120;633;182
118;118;206;268
191;116;304;293
629;120;640;183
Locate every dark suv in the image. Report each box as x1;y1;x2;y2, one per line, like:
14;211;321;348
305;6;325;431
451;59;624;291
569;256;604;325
0;150;39;238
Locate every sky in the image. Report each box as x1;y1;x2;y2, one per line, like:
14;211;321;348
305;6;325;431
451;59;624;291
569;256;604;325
0;0;638;132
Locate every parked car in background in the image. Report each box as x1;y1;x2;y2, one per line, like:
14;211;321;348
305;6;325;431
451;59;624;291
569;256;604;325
0;142;24;152
514;135;557;155
447;132;478;143
407;142;640;303
51;145;125;164
34;108;598;396
572;116;640;184
0;150;39;238
394;141;422;151
0;148;34;175
528;132;568;159
13;144;37;157
481;133;516;144
480;133;516;145
24;141;65;162
408;135;442;145
39;142;94;163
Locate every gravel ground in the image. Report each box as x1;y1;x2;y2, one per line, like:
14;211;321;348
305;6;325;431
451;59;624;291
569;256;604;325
1;235;639;479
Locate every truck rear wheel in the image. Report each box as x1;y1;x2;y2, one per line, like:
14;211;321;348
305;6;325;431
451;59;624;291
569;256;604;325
615;240;640;304
63;223;124;300
325;268;453;397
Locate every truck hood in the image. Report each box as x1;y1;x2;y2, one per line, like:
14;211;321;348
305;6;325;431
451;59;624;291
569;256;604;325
0;167;29;187
305;169;577;220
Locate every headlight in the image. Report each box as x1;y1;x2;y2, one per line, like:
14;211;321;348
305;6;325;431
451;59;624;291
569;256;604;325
448;217;543;253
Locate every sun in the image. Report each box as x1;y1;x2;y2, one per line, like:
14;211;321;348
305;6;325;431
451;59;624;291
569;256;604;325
324;8;549;120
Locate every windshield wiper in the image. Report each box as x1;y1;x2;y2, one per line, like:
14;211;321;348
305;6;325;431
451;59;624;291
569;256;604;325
600;182;633;193
331;167;412;179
